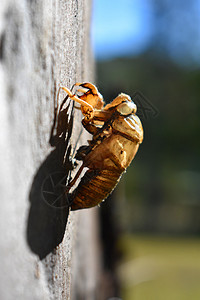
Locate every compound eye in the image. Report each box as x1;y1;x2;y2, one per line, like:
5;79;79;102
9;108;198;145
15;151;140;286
117;101;137;115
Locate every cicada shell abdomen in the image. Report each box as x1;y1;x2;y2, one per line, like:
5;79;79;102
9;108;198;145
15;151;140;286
70;168;122;210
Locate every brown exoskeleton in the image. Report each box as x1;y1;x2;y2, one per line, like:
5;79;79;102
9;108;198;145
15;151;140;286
59;82;143;210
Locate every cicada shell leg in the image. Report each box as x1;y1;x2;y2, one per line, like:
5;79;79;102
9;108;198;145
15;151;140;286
66;164;85;193
59;86;94;111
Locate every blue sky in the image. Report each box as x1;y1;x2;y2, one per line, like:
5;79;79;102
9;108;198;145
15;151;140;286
91;0;153;59
91;0;200;66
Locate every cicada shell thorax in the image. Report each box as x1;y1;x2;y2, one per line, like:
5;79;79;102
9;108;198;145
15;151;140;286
112;114;143;144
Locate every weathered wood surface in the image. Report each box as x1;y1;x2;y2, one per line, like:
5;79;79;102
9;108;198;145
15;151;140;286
0;0;101;299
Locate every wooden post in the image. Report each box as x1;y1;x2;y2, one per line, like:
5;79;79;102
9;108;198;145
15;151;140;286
0;0;101;299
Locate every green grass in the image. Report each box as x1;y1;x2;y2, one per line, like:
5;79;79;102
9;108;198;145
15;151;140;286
118;234;200;300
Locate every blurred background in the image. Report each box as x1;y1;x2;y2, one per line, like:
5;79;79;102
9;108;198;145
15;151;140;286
91;0;200;299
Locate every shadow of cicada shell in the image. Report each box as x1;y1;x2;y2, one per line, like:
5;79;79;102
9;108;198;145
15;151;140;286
27;94;74;259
